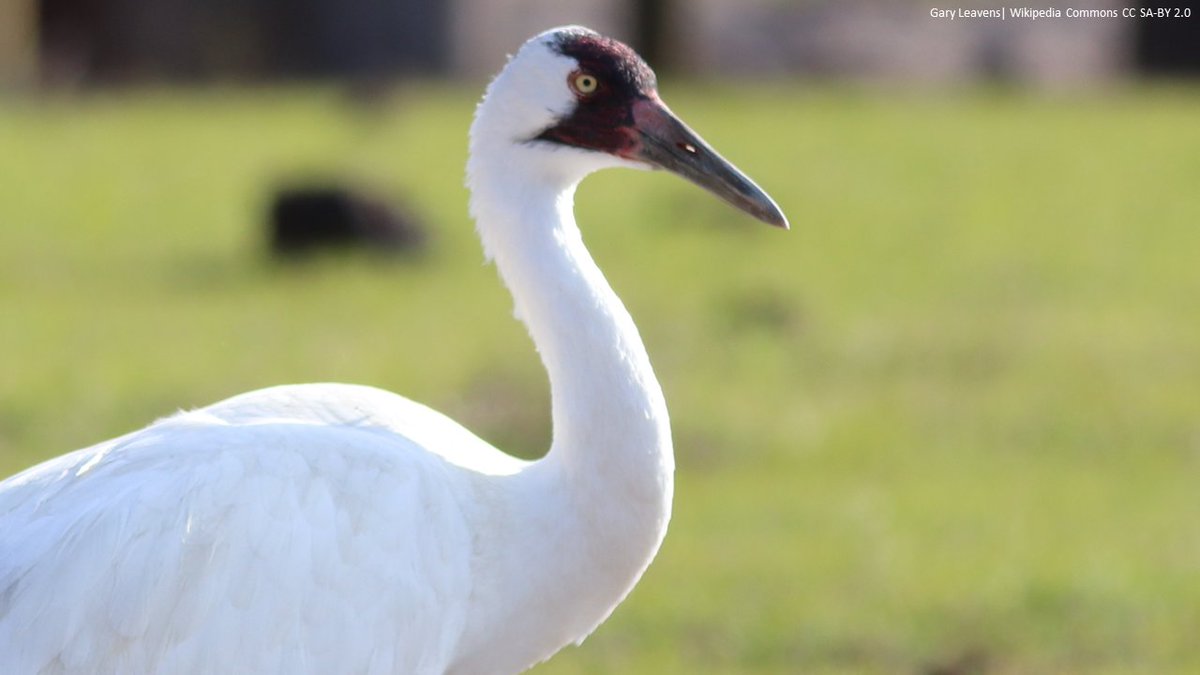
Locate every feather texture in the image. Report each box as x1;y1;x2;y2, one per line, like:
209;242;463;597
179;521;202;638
1;386;480;674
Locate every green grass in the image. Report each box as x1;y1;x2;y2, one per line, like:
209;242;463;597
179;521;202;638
2;83;1199;673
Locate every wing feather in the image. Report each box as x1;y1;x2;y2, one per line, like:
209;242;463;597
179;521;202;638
0;400;476;675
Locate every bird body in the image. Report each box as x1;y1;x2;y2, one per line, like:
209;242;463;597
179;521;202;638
0;385;477;673
0;25;785;675
1;381;664;673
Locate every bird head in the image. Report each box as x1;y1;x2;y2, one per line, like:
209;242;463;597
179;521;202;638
470;26;788;229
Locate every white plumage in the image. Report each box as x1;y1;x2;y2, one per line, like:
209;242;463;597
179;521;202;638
0;26;785;675
0;387;476;673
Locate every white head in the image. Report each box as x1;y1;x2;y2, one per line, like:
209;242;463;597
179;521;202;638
469;26;788;228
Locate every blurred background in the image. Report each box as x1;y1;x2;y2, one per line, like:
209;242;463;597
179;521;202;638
1;1;1199;673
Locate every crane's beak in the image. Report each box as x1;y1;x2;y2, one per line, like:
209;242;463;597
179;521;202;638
628;96;789;229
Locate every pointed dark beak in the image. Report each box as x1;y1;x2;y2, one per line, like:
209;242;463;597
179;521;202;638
628;96;789;229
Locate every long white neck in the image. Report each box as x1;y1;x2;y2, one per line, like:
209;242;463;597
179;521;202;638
475;151;672;482
469;137;673;495
450;130;674;672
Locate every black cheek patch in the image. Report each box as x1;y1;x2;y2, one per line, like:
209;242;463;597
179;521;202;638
536;98;642;155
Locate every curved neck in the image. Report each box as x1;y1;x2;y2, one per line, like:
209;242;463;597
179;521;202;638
468;147;673;497
455;135;674;674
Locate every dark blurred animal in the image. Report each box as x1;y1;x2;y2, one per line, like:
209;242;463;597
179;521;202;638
269;185;426;257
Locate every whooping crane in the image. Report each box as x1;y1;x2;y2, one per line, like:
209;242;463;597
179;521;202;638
0;25;787;674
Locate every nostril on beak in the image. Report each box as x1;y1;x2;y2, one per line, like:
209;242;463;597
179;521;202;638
677;142;697;155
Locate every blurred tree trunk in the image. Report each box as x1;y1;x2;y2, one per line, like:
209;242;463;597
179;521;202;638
0;0;36;85
631;0;672;72
1136;11;1200;75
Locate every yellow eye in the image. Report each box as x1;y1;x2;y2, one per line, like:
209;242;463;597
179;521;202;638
572;72;598;95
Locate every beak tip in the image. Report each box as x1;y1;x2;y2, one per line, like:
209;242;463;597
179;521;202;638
757;200;789;230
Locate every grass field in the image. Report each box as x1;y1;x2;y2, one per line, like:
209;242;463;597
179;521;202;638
1;83;1198;673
